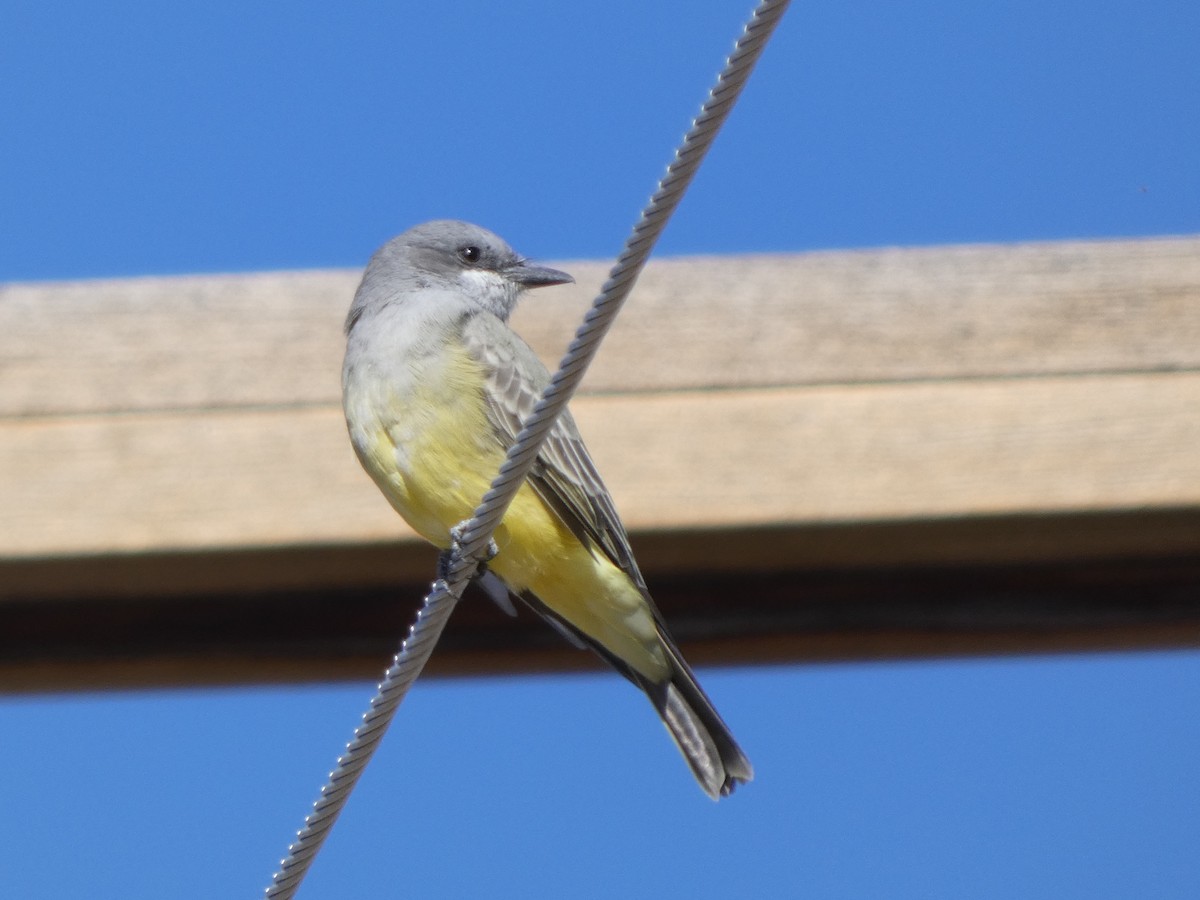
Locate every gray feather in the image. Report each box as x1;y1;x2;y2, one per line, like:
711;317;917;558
346;220;753;798
460;311;753;798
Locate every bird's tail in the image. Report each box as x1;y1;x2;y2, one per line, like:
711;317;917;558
645;636;754;800
515;591;752;798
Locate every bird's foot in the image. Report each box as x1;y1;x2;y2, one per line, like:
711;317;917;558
449;522;499;564
439;522;499;582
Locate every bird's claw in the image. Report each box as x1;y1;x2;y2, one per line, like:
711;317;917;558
449;522;498;562
440;522;499;582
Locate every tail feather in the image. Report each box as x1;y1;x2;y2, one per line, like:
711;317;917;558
515;591;752;798
650;647;754;800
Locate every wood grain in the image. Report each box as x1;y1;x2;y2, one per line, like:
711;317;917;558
3;236;1198;416
3;373;1197;568
2;235;1199;688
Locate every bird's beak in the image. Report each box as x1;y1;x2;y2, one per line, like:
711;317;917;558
506;260;574;289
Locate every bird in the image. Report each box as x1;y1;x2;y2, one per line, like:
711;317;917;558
341;220;753;798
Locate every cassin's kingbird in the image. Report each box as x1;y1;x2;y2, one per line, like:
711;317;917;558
342;220;752;798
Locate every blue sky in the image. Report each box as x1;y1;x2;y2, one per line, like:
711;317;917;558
2;1;1199;897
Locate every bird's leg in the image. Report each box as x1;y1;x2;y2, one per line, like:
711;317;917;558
441;521;499;582
435;548;455;583
440;523;516;615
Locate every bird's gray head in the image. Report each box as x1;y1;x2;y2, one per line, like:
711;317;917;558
347;220;573;332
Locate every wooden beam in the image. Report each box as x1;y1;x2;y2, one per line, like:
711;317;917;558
4;236;1199;418
2;236;1199;691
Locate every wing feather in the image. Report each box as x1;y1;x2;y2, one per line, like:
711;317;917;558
460;313;646;589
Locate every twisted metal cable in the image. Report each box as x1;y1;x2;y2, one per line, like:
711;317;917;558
451;0;791;572
264;583;458;898
266;1;789;895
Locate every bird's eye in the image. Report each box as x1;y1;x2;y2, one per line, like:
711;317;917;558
458;245;482;264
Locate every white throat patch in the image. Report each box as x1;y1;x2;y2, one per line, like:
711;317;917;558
459;268;517;317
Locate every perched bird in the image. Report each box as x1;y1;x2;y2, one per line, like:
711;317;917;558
342;220;752;798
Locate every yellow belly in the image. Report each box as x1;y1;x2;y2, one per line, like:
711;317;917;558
349;345;666;680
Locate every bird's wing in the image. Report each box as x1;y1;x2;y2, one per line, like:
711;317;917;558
460;313;647;589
